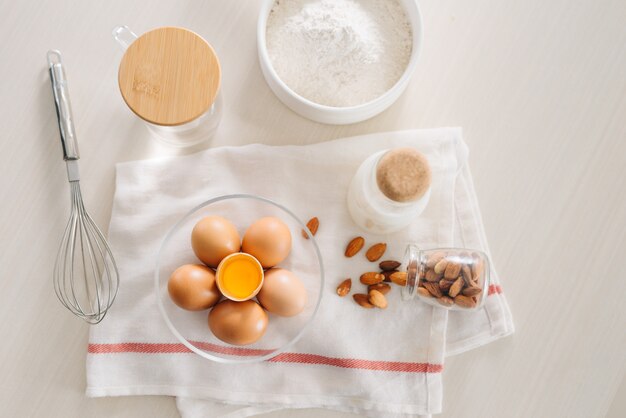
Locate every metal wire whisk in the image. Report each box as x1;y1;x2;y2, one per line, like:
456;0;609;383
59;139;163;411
48;50;119;324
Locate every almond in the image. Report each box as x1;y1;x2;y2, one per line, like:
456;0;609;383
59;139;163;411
448;277;465;298
345;237;365;257
336;278;351;297
444;261;462;279
389;271;407;286
368;290;388;309
461;265;473;285
379;260;401;271
433;259;448;274
353;293;374;308
454;294;477;308
423;282;443;298
301;217;319;239
471;255;485;281
366;243;387;262
368;283;391;295
462;286;482;297
417;287;432;298
426;251;445;268
425;269;442;282
382;270;397;282
439;279;454;293
438;296;454;307
360;272;384;285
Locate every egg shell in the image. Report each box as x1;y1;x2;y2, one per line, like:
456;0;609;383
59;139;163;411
242;217;292;268
208;300;269;346
168;264;221;311
257;268;307;317
191;216;241;267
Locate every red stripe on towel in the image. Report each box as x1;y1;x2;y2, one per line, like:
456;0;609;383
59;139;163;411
88;341;271;355
488;284;502;295
87;342;442;373
268;352;443;373
88;286;504;372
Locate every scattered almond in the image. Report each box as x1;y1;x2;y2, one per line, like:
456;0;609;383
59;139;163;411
423;282;443;298
379;260;401;271
345;236;365;257
336;278;351;297
353;293;374;308
389;271;407;286
301;217;319;239
438;296;454;307
454;295;477;308
448;277;465;298
382;270;397;282
368;290;388;309
366;243;387;262
368;283;391;295
360;272;384;285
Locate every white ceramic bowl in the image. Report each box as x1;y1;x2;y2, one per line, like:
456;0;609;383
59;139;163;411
257;0;423;125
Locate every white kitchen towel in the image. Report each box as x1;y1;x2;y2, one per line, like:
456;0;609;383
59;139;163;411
86;128;514;418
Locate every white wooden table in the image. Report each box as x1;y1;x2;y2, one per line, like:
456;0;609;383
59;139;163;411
1;0;624;417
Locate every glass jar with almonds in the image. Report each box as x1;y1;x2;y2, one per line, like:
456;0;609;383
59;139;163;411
399;245;490;311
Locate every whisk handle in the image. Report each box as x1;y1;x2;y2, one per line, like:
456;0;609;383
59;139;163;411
48;50;79;161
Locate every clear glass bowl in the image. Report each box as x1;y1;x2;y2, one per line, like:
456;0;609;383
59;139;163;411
155;194;324;363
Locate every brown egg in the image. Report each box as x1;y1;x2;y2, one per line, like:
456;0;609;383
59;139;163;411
191;216;241;267
241;217;292;268
168;264;221;311
208;300;269;345
257;268;307;317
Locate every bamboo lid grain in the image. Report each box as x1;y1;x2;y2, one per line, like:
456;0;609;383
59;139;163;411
118;27;221;126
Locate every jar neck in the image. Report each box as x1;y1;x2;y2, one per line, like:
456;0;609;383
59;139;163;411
401;244;423;300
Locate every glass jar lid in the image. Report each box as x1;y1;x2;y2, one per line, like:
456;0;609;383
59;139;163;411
118;26;221;126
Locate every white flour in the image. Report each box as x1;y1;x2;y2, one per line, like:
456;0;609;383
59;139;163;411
266;0;413;107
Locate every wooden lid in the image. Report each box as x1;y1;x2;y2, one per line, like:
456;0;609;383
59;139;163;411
118;27;220;126
376;148;432;202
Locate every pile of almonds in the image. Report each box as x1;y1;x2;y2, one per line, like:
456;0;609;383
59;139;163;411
418;251;484;309
338;236;407;309
310;219;485;311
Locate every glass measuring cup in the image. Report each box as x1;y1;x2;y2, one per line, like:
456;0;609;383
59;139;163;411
113;26;222;148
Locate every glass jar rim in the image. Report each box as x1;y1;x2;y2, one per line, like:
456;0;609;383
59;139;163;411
401;244;421;301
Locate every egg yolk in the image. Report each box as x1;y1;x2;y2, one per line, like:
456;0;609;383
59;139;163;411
218;254;263;300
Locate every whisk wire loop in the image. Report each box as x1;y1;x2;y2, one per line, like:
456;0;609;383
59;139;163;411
53;180;119;324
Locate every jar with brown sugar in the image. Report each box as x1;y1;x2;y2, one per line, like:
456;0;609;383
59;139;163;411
347;147;432;234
